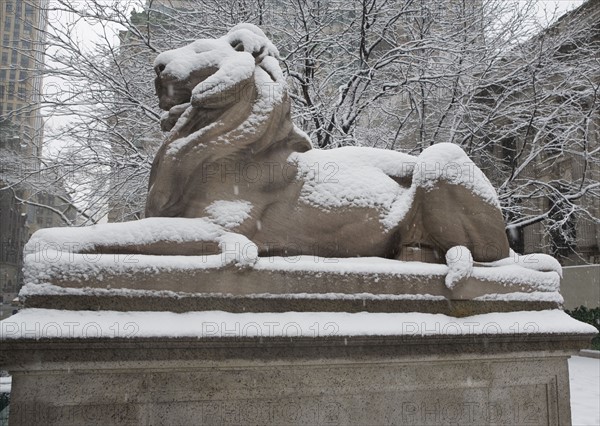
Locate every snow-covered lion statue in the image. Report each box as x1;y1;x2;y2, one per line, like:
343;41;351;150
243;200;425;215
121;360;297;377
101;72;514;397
145;24;510;264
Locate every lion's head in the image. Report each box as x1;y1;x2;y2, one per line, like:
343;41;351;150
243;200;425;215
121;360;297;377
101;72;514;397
154;24;281;132
146;24;311;218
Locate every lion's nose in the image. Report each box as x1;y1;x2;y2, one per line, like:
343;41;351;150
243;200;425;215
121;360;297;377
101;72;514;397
154;64;166;76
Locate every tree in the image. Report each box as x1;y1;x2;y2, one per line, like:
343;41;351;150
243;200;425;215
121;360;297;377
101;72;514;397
466;1;600;262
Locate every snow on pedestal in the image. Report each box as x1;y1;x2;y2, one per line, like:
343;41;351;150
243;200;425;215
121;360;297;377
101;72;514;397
1;308;595;340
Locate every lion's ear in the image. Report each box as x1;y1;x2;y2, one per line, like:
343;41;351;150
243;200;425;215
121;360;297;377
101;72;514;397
226;26;280;62
252;46;267;63
229;38;266;62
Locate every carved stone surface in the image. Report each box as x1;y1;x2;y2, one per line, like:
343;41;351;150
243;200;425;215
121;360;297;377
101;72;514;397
146;24;509;262
20;254;564;314
1;335;586;426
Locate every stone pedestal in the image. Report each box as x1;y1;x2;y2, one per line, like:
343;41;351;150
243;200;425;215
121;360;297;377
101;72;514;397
2;243;597;425
0;332;593;425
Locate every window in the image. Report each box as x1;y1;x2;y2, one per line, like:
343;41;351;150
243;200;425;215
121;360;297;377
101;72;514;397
20;55;29;67
4;16;11;28
1;51;7;63
18;85;26;99
14;0;21;18
0;69;6;80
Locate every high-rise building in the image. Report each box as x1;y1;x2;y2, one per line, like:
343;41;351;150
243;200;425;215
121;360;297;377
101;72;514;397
0;0;49;157
0;0;50;302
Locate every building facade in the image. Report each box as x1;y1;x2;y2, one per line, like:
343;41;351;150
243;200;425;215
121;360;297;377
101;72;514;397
0;0;48;157
0;0;55;302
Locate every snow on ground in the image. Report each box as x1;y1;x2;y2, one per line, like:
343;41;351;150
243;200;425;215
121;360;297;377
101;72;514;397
569;355;600;426
0;377;10;394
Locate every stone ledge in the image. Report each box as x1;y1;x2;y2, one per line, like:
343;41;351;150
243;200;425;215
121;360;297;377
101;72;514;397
23;256;560;301
579;349;600;359
21;294;561;315
1;333;594;367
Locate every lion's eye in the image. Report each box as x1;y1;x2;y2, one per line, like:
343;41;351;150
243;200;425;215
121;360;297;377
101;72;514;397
155;64;166;76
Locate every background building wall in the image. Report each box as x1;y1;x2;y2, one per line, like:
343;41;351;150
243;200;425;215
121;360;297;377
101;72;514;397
561;265;600;309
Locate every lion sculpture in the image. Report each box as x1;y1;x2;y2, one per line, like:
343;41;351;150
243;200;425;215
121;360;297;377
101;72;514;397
146;24;510;264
